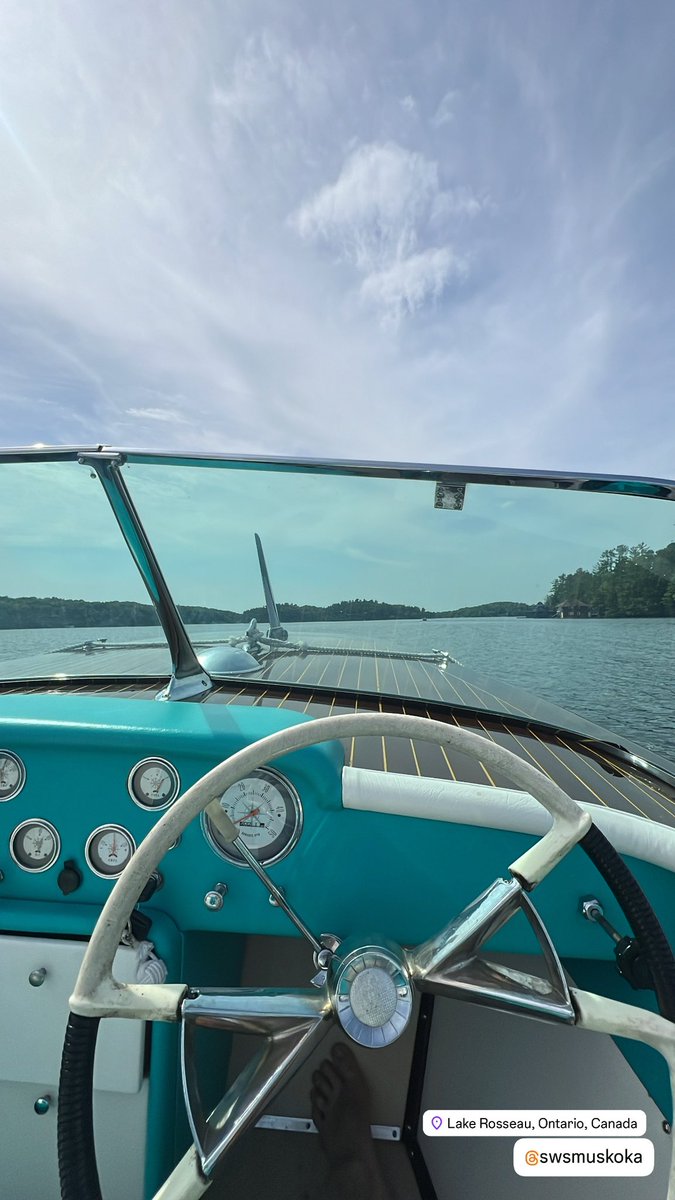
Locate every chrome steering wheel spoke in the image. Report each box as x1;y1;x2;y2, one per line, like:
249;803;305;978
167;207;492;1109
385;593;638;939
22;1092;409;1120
180;986;331;1177
406;876;575;1023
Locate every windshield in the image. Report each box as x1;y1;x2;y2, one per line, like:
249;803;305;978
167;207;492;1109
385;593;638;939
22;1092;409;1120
0;457;168;670
0;454;673;761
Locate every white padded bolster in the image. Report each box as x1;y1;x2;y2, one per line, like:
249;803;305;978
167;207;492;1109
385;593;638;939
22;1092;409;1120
342;767;675;875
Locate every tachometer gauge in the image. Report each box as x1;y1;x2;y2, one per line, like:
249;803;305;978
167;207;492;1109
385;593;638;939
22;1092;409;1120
10;819;60;872
0;751;26;801
86;825;136;879
128;757;180;810
202;767;302;868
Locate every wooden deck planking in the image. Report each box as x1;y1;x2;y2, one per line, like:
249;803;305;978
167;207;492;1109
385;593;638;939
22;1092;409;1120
0;645;171;679
1;642;673;828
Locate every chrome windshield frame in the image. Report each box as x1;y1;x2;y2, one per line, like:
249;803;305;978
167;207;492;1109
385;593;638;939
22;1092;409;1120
1;444;674;498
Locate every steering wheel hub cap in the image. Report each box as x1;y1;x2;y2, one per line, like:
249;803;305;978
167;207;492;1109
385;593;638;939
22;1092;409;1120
332;948;412;1047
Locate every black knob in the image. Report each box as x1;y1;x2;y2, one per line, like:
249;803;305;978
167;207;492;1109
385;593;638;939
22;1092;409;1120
57;860;82;895
138;871;162;904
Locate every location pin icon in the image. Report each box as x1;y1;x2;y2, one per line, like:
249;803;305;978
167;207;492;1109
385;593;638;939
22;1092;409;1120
431;1115;443;1131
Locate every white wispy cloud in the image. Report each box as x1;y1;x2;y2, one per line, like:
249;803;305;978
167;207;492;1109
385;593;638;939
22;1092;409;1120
292;140;482;323
431;89;458;128
293;142;442;270
126;407;189;425
359;247;466;322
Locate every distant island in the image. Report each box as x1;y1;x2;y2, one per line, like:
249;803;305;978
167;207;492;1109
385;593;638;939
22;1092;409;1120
1;541;673;628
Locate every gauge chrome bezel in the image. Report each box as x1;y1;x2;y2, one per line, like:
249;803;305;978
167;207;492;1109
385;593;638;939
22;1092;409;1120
201;766;303;869
0;750;26;802
127;756;181;811
85;824;136;879
10;818;60;872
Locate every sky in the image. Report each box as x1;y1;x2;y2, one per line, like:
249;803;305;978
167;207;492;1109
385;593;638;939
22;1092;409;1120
0;1;674;476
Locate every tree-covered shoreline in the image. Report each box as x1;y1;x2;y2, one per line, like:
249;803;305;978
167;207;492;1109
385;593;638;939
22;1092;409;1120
1;541;674;628
544;542;675;618
0;595;433;629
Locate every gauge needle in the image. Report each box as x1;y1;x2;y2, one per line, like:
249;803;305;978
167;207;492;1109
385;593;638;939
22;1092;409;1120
238;806;262;823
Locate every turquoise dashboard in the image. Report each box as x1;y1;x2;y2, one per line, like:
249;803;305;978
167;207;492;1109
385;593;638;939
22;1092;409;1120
1;692;674;961
0;695;344;937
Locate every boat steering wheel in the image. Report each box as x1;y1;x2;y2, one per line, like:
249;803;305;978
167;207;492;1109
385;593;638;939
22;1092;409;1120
58;712;675;1200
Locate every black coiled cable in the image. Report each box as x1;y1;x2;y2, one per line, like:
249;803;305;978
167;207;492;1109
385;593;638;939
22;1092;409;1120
57;1014;103;1200
581;822;675;1023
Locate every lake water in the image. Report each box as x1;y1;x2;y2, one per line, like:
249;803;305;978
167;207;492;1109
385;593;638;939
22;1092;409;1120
0;618;672;761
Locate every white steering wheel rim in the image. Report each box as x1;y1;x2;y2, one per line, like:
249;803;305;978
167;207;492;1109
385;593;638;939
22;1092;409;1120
70;711;591;1021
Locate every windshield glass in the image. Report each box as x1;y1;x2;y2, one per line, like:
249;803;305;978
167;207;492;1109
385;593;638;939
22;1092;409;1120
0;458;168;677
0;455;673;762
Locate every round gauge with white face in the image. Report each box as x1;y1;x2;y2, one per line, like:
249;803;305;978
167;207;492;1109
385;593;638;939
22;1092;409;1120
0;751;26;801
128;757;180;810
86;825;136;879
202;767;302;868
10;819;60;872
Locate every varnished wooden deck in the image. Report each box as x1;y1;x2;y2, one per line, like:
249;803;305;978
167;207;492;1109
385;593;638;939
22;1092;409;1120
1;654;674;831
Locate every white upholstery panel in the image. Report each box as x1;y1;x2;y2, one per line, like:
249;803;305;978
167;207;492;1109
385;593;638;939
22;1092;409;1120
342;767;675;874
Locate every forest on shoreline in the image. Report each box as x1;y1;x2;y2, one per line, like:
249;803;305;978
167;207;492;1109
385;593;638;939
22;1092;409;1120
2;541;674;628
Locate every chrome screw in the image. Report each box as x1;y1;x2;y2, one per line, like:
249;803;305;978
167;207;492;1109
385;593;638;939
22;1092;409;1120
204;883;228;911
34;1096;51;1115
28;968;47;988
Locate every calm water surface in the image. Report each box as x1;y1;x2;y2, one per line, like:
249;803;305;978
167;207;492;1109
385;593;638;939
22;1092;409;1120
0;618;672;761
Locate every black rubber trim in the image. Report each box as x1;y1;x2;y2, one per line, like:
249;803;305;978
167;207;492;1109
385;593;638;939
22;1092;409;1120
581;821;675;1022
58;1014;103;1200
402;994;438;1200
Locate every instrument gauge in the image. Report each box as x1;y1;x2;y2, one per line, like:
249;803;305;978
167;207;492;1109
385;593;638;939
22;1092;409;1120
0;751;26;801
86;825;136;879
202;767;302;868
10;819;60;872
128;757;180;810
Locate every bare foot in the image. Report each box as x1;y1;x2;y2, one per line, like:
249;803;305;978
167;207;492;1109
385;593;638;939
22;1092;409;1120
311;1043;387;1200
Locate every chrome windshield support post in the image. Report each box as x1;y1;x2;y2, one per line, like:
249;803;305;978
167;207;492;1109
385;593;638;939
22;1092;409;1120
79;452;213;701
406;876;575;1023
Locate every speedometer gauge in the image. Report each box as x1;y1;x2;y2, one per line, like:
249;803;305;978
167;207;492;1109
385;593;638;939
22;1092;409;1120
202;767;302;868
128;757;180;810
86;825;136;878
10;819;60;872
